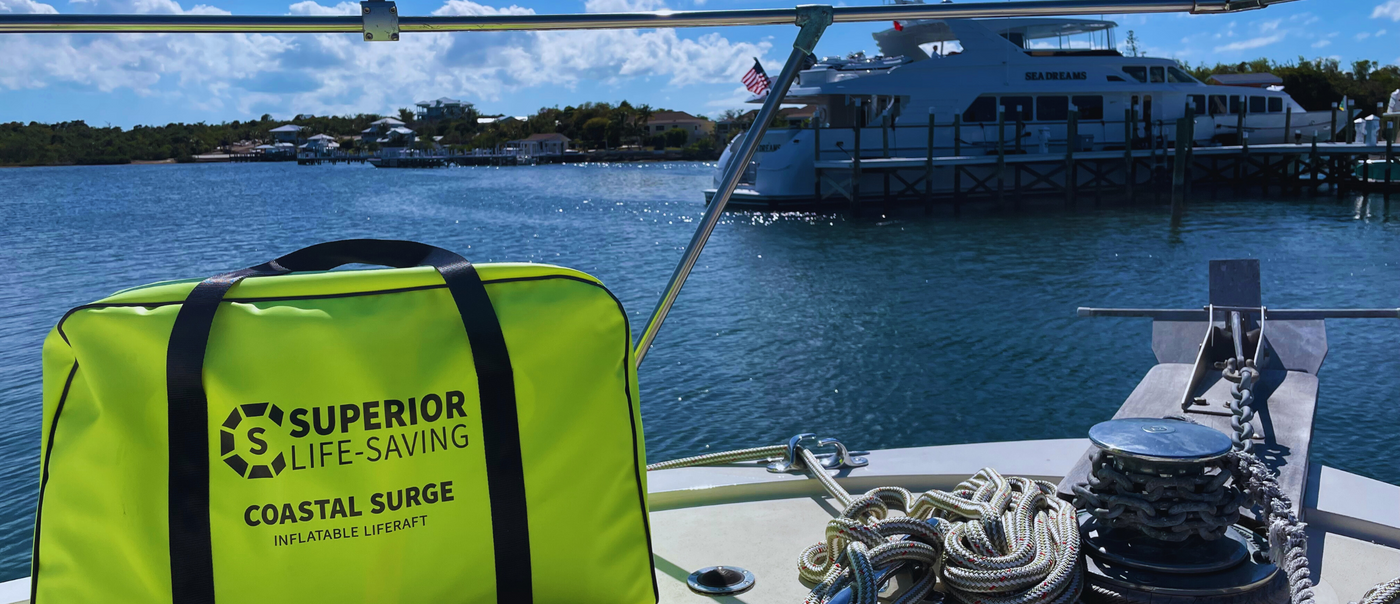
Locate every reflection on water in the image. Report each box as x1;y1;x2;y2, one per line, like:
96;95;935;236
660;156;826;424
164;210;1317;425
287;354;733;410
0;161;1396;580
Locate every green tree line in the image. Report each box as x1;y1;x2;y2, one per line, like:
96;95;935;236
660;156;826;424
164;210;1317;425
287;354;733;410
0;100;717;167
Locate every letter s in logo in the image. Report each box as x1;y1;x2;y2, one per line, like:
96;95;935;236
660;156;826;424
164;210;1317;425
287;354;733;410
247;427;268;455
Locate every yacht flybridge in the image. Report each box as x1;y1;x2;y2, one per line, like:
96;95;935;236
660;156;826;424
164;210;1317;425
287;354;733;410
712;11;1336;206
6;2;1400;604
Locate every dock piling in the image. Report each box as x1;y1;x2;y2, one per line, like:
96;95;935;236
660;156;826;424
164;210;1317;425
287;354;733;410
997;107;1006;207
1124;109;1135;202
953;114;963;216
1066;110;1079;209
925;112;935;214
1015;108;1025;210
1171;116;1189;218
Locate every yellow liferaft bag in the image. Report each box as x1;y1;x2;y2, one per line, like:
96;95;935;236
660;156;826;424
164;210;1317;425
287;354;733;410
31;240;656;604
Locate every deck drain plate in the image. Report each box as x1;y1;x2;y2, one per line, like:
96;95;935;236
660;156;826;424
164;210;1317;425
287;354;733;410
687;565;755;596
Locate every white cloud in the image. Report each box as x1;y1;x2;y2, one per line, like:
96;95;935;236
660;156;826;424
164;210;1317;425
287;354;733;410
0;0;770;119
1214;33;1285;52
287;1;358;15
0;0;57;13
1313;39;1332;49
1375;1;1400;21
583;0;666;12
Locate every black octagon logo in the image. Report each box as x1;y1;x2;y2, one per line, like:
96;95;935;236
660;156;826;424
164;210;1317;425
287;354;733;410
220;403;287;479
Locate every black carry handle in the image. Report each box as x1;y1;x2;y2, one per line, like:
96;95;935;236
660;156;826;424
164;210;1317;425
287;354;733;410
165;239;531;604
257;239;468;273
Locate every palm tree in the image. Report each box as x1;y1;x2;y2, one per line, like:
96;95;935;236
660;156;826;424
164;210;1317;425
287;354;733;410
635;104;654;148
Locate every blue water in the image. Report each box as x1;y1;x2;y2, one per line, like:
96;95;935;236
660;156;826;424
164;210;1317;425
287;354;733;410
0;161;1397;581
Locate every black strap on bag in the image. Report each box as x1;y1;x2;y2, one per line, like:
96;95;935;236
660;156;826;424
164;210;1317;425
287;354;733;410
165;240;532;604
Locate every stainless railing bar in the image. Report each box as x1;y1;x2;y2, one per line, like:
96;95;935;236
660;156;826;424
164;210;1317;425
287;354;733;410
0;0;1296;34
1078;308;1400;320
632;5;831;367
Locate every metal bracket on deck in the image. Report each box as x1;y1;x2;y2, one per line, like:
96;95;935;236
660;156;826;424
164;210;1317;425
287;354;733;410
767;433;868;473
361;0;398;42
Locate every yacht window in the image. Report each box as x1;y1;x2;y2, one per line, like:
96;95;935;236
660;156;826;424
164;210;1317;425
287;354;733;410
1000;96;1034;122
1123;66;1147;83
1150;67;1166;83
1167;67;1197;84
1229;96;1243;114
1268;97;1284;113
1037;96;1069;121
963;96;997;123
1189;95;1207;115
1072;96;1105;120
1210;95;1228;116
1107;75;1126;82
1002;32;1026;48
1249;96;1266;114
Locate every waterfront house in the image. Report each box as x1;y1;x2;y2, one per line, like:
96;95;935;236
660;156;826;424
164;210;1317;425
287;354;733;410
478;115;527;126
504;133;570;158
645;111;714;144
383;127;417;147
360;118;414;146
269;124;305;144
415;97;472;121
300;133;339;152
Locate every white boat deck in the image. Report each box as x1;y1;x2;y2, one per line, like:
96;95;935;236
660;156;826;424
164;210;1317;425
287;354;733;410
3;439;1397;603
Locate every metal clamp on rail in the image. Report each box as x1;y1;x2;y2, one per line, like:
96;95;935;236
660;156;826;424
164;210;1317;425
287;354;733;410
361;0;398;41
766;433;868;473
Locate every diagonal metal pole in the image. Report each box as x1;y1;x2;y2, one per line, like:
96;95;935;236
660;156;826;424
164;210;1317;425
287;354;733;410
633;5;831;367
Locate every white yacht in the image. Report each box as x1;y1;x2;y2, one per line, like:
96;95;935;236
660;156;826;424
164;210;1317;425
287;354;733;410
711;15;1336;207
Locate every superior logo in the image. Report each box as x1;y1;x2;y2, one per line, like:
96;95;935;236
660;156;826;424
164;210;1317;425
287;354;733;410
1024;71;1087;81
219;391;471;480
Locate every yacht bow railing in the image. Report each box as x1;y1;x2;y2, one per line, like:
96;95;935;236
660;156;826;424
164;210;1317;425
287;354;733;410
0;0;1302;367
0;1;1296;34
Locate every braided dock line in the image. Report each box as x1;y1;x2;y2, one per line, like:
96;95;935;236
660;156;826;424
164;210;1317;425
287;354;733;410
799;469;1083;604
1359;577;1400;604
644;444;787;471
1229;451;1316;604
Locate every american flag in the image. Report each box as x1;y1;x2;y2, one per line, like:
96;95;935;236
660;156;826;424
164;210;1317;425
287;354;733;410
742;58;770;96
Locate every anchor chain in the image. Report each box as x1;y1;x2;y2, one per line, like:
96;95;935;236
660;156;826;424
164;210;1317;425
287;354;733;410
1071;449;1241;541
1221;357;1260;453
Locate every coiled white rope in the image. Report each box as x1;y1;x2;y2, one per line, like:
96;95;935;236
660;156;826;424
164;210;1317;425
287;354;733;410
798;468;1083;604
1360;577;1400;604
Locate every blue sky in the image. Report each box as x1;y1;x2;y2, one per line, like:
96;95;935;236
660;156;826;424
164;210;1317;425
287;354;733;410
1;0;1397;127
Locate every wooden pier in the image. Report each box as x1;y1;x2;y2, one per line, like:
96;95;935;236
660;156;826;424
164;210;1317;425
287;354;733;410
804;113;1398;214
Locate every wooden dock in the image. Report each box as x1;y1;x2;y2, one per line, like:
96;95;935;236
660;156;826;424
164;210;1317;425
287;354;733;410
802;112;1399;214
